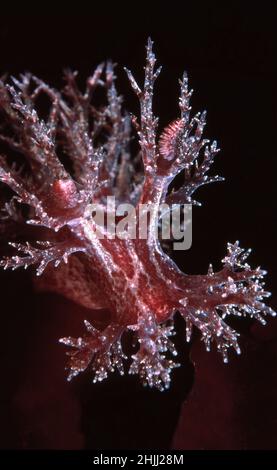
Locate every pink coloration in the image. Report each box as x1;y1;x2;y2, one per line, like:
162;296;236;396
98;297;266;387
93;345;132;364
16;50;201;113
0;40;275;390
159;119;184;161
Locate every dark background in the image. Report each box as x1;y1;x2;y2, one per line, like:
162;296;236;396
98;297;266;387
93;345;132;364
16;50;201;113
0;3;276;450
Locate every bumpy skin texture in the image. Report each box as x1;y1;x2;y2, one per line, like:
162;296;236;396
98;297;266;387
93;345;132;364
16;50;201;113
0;40;275;390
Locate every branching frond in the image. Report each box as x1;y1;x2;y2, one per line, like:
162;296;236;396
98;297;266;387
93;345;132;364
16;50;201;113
60;322;126;382
180;241;276;362
0;41;274;392
0;240;85;276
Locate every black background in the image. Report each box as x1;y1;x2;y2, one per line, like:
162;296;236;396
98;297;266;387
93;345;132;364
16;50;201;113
0;3;276;450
